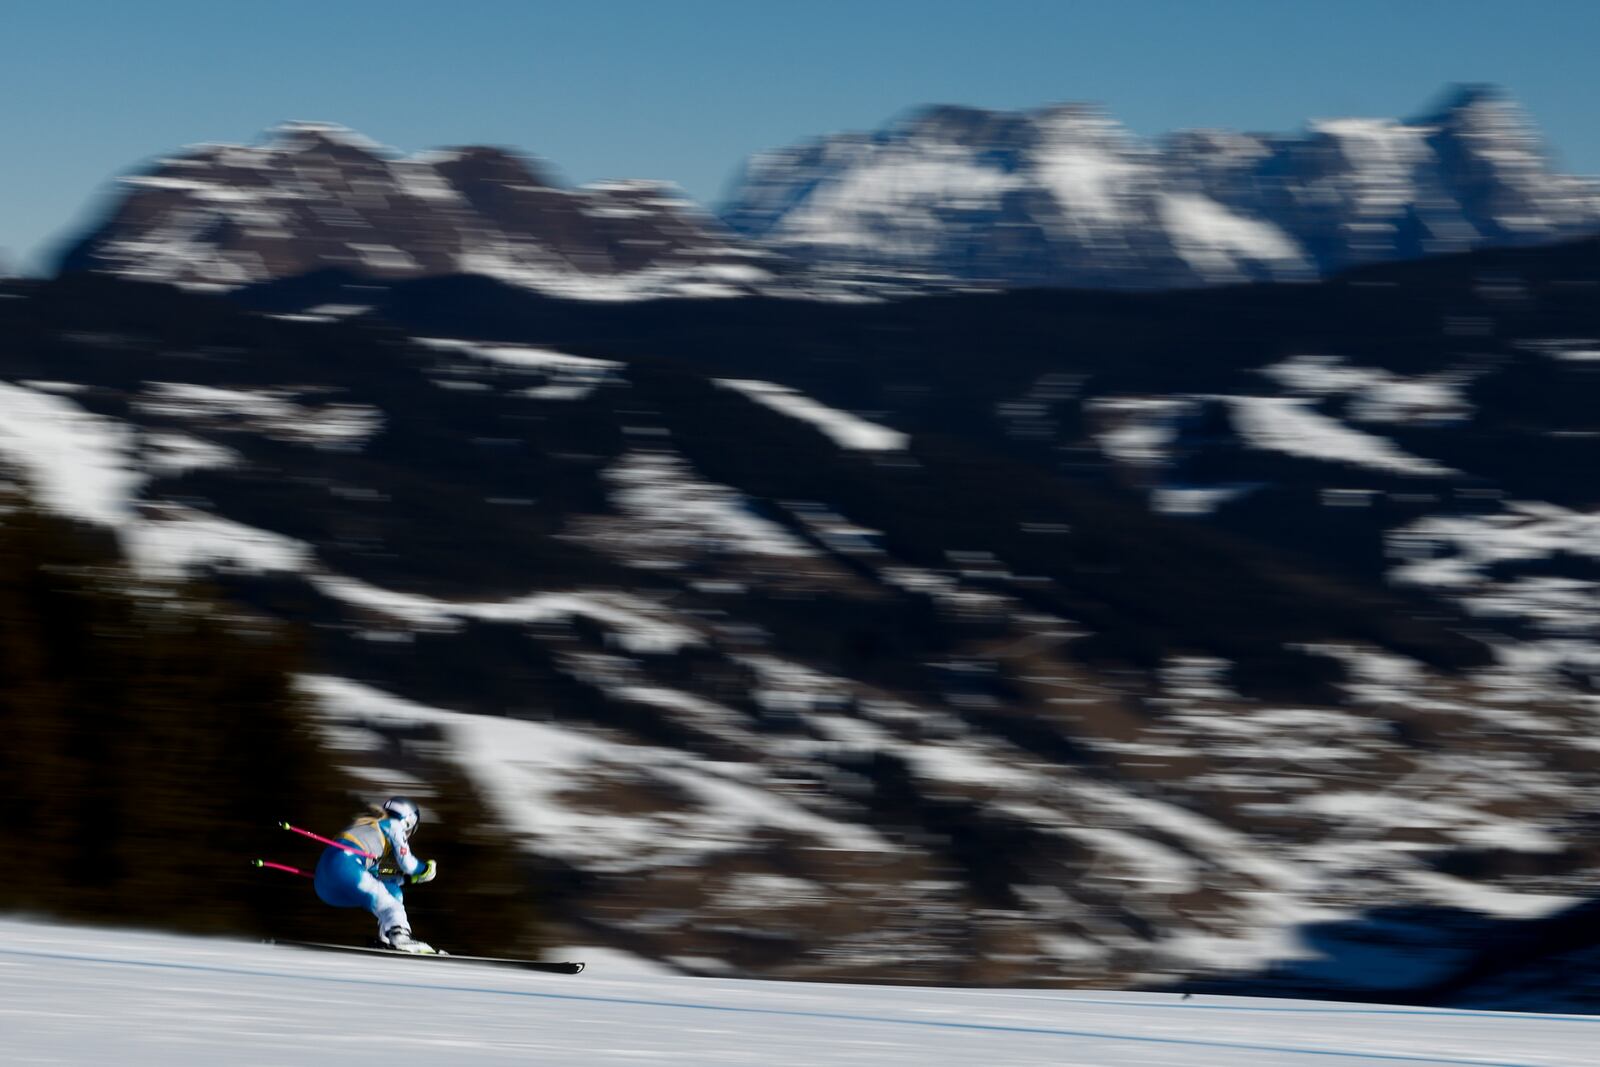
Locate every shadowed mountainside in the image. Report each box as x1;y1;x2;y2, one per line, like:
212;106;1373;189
5;233;1600;999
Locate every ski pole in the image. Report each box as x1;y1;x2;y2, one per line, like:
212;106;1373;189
253;859;313;879
278;821;377;859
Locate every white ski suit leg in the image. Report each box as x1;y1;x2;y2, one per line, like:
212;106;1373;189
355;870;410;939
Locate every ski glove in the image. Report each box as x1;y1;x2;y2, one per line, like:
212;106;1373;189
409;859;438;885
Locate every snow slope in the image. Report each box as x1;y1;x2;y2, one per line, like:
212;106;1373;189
2;919;1595;1067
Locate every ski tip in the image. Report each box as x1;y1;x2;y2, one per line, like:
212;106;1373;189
251;858;264;867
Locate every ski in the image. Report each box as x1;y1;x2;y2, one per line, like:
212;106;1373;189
267;939;584;974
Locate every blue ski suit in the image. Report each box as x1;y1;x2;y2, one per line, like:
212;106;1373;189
313;815;429;938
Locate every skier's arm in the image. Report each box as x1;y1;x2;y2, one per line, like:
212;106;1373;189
383;820;427;878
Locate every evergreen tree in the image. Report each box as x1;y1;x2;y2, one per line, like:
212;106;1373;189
0;487;541;955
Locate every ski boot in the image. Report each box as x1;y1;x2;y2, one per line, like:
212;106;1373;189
382;926;437;955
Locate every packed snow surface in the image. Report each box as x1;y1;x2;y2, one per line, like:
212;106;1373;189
2;919;1596;1066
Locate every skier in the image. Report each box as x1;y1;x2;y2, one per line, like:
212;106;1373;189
314;796;439;953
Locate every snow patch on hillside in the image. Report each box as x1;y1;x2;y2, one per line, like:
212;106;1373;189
716;379;908;450
142;432;240;475
1225;395;1456;475
455;250;772;302
1520;338;1600;362
1389;501;1600;647
0;380;140;525
769;148;1018;255
123;506;314;576
1030;113;1146;225
416;337;620;373
300;675;889;870
602;451;816;559
1260;355;1472;423
420;337;625;399
311;576;701;653
1159;194;1309;280
134;383;383;448
1089;397;1193;467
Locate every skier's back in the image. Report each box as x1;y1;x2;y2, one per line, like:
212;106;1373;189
313;796;439;953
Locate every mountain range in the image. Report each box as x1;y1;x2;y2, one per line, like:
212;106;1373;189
4;226;1600;1001
58;87;1600;296
10;83;1600;1004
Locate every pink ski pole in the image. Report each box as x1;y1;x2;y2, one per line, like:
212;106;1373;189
253;859;312;879
278;820;377;859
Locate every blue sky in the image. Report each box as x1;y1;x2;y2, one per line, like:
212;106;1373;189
3;0;1597;272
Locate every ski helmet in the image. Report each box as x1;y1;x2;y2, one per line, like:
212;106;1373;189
382;796;421;836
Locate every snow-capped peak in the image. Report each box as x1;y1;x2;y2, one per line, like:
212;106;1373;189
265;120;389;155
60;122;775;299
719;86;1600;290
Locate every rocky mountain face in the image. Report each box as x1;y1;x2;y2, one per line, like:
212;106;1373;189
58;123;778;299
4;235;1600;1003
57;89;1600;299
722;86;1600;289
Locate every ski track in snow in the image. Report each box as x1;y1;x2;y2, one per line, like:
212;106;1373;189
0;920;1594;1067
